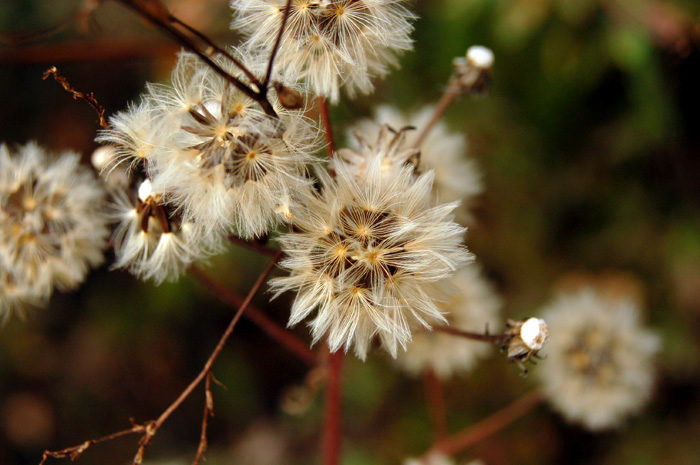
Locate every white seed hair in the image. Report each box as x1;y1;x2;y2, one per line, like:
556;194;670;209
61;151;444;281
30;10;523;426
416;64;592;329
538;287;660;431
0;142;108;318
232;0;416;103
394;264;502;379
270;144;472;359
346;105;484;224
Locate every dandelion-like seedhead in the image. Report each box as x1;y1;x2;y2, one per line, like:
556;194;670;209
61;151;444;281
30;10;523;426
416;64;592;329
346;106;483;223
98;51;319;241
395;264;502;379
270;136;471;359
108;179;216;284
0;143;108;318
232;0;416;103
539;288;659;430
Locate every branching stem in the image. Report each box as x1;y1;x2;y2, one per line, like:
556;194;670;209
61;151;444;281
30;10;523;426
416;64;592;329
131;250;282;464
188;265;318;367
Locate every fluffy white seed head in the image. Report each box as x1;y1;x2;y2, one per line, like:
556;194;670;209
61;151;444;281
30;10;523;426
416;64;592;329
270;141;472;359
142;51;320;239
538;288;659;430
0;142;109;318
345;106;483;224
98;51;320;240
232;0;416;103
108;183;218;285
394;264;502;379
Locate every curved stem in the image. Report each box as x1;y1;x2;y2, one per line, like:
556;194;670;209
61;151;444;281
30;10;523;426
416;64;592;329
188;266;318;366
132;251;283;464
422;389;544;460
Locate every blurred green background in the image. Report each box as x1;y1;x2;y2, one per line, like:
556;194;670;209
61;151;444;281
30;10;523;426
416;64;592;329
1;0;699;464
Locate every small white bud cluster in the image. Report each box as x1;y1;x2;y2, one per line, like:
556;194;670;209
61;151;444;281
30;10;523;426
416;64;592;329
502;317;550;374
452;45;495;96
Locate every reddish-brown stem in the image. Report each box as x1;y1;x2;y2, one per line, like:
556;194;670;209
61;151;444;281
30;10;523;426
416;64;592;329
42;66;109;128
116;0;278;118
423;369;448;443
132;251;283;464
322;349;344;465
264;0;293;87
317;96;336;158
412;80;460;150
40;424;146;465
0;39;177;65
192;372;213;465
168;15;260;86
228;235;279;257
422;390;544;460
188;266;318;367
431;324;506;344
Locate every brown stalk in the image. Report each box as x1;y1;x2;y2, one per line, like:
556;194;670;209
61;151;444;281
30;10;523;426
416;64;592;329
42;66;109;129
421;390;544;460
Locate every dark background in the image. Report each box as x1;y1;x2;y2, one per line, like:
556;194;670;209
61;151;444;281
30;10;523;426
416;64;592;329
1;1;699;464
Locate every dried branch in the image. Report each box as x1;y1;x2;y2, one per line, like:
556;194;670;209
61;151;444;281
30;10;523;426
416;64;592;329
263;0;293;87
317;97;336;158
189;265;318;367
42;66;109;129
228;234;280;257
192;372;214;465
421;390;544;460
39;423;147;465
431;324;507;344
115;0;278;118
130;250;283;464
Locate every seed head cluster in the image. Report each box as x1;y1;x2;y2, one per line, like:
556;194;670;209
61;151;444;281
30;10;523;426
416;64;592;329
347;106;483;224
270;132;471;359
97;51;319;275
232;0;416;102
0;143;108;317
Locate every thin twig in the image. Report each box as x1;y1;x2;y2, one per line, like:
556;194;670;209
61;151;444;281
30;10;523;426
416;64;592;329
192;372;214;465
116;0;278;118
42;66;109;128
131;251;283;465
188;265;318;367
39;423;147;465
422;390;544;459
431;324;507;344
228;235;279;257
412;79;459;150
169;15;260;86
322;349;343;465
423;369;448;443
317;96;336;158
263;0;293;87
